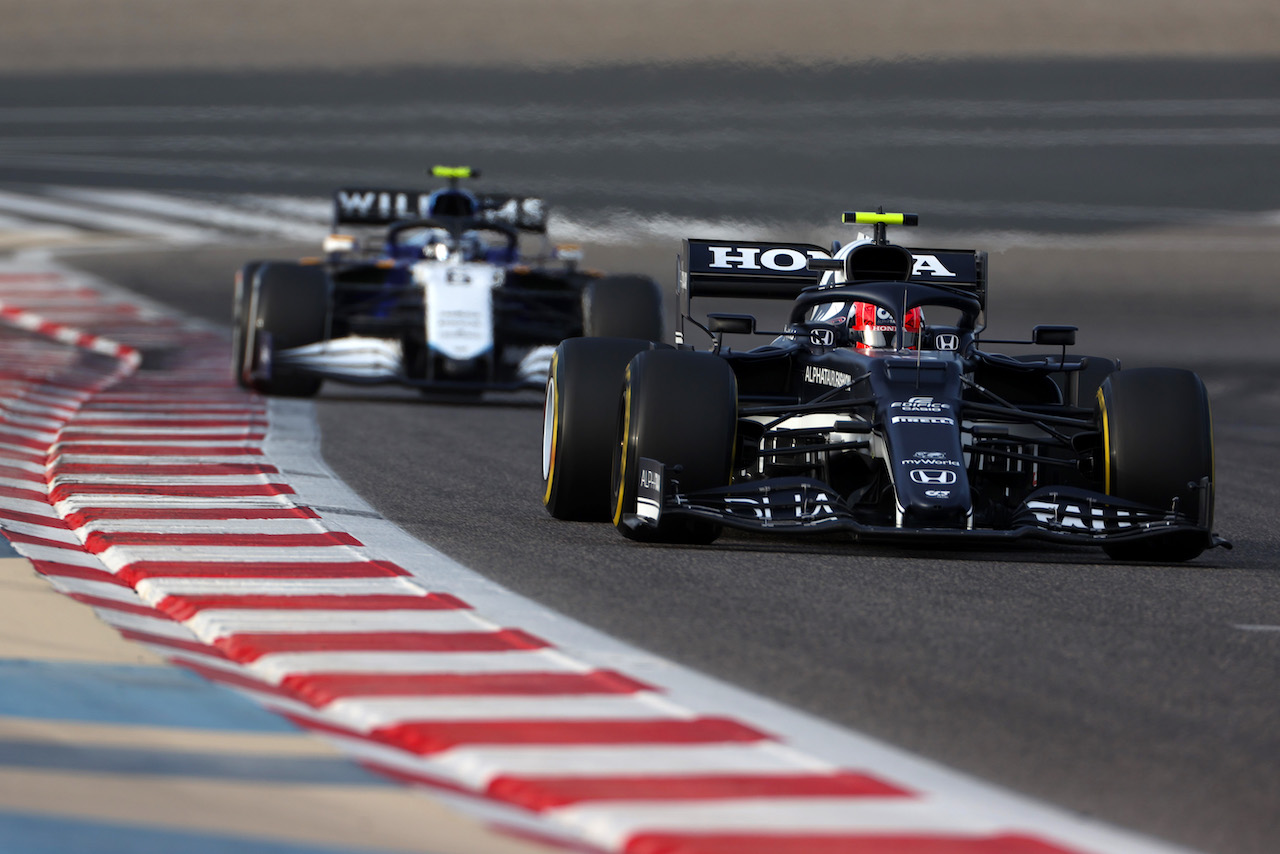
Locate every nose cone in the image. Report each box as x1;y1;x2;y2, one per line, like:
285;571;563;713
899;486;970;527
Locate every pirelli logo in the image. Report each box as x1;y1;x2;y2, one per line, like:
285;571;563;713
891;415;955;425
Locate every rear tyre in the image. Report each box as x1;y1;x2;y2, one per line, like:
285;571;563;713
1097;367;1214;562
231;262;262;389
612;349;737;543
582;275;664;341
543;337;664;520
247;263;329;398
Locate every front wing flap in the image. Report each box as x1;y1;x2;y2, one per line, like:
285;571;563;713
624;458;1228;549
258;336;555;391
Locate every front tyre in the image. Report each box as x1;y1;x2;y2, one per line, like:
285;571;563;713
231;262;263;389
542;337;665;521
1097;367;1214;562
612;349;737;543
247;262;330;398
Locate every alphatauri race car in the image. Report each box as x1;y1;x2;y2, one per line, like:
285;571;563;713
542;211;1228;561
233;167;662;396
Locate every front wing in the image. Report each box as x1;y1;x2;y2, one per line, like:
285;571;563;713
627;458;1230;550
257;336;555;391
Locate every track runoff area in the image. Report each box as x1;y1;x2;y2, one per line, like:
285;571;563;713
0;254;1209;854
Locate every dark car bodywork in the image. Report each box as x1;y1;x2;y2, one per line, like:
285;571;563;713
607;214;1228;560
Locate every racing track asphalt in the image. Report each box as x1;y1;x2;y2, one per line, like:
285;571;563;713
10;57;1280;854
67;235;1280;854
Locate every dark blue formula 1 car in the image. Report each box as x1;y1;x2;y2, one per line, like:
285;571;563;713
541;211;1228;562
233;167;662;397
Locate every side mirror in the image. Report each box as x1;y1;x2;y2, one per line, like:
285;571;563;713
707;314;756;335
807;258;843;273
1033;325;1076;346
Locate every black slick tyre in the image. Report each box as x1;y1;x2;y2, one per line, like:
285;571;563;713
247;262;329;398
542;337;664;521
611;349;737;543
231;262;262;389
581;275;664;341
1096;367;1214;562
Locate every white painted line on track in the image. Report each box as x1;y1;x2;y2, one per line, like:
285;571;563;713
92;545;371;568
135;576;423;597
70;517;331;534
382;741;837;785
327;695;686;726
187;609;496;637
555;797;1010;839
0;188;216;243
55;496;299;511
43;576;143;603
50;187;323;242
249;649;584;681
49;474;291;487
88;609;196;639
0;518;82;542
7;542;104;568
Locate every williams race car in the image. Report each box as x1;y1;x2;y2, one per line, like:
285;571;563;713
542;211;1228;561
233;167;662;396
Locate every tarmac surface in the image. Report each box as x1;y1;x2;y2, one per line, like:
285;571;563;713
3;3;1280;853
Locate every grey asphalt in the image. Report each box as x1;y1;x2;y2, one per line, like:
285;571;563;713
6;58;1280;854
2;60;1279;232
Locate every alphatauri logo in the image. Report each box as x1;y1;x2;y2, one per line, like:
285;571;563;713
804;366;852;388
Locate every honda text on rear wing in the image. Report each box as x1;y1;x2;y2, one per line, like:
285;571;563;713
677;211;987;345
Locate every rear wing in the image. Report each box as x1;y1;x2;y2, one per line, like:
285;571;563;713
332;188;549;232
682;240;831;298
681;238;986;297
678;238;988;340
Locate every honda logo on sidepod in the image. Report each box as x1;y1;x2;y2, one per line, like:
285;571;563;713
910;469;957;485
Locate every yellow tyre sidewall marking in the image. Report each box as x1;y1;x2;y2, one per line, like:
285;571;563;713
1097;387;1112;495
541;351;559;506
612;365;633;526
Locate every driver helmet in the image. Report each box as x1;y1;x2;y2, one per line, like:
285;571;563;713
851;302;923;350
806;300;924;350
427;188;478;219
422;228;483;261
